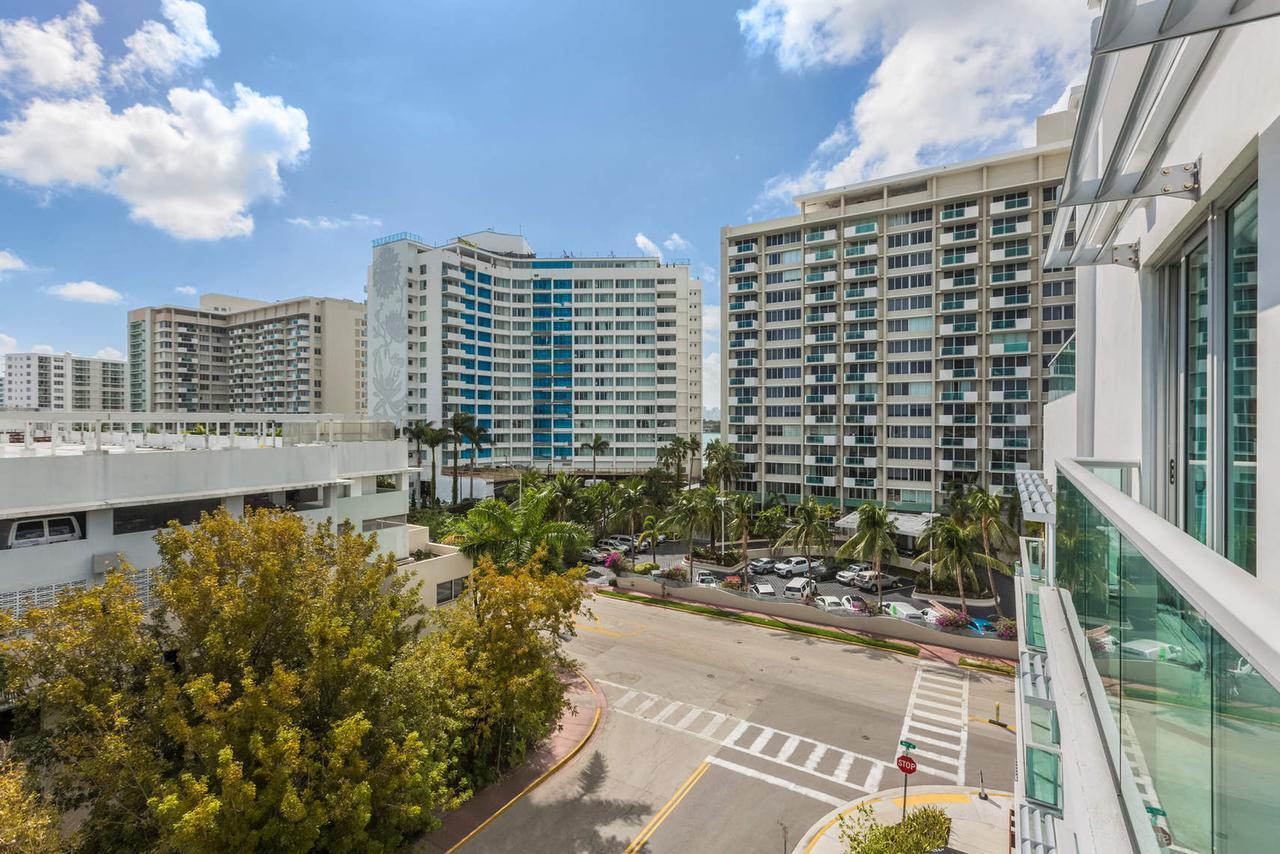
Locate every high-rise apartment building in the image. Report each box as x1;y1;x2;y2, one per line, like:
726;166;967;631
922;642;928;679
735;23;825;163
366;230;702;488
3;352;126;411
128;294;367;415
720;104;1078;511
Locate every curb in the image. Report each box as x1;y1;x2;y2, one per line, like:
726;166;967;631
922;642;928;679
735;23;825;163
445;671;605;852
597;589;921;658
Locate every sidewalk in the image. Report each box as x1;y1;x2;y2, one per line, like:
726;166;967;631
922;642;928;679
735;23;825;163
794;785;1013;854
414;671;605;853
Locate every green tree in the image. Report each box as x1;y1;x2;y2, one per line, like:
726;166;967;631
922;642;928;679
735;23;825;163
657;443;685;491
965;489;1015;617
0;747;63;853
422;425;451;504
449;410;477;506
638;514;665;564
836;502;899;613
406;421;431;500
1;509;463;852
614;477;651;549
916;515;999;614
542;472;583;523
663;487;717;581
580;434;610;483
773;496;832;575
445;490;592;567
727;493;755;567
462;421;492;500
753;504;789;543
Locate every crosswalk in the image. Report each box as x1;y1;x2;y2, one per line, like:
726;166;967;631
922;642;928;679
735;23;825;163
893;662;970;784
597;679;890;795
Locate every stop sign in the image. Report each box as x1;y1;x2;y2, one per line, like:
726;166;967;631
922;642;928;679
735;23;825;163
896;755;917;774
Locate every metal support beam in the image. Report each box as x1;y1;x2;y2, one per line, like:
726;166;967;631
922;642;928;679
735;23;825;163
1094;0;1280;54
1061;160;1200;206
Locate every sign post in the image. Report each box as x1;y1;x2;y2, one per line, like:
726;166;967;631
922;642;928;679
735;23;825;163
895;753;917;824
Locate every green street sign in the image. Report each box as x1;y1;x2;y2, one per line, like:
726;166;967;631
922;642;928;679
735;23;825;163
1145;806;1167;817
900;740;916;750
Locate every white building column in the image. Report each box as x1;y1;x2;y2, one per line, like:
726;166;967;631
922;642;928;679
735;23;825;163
1255;116;1280;588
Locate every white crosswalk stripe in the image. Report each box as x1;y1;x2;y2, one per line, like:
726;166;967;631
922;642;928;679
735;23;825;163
893;663;969;785
596;679;893;795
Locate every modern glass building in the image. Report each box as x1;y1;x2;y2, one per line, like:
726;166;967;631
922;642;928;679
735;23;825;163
1013;3;1280;852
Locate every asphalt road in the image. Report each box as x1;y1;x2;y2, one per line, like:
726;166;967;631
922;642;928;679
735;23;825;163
466;593;1016;853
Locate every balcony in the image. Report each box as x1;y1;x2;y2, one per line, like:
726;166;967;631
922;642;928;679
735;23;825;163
844;434;876;446
938;436;977;449
991;267;1032;285
805;332;837;345
805;248;838;264
731;394;757;406
990;194;1030;214
844;221;877;238
939;367;977;380
727;377;758;388
844;413;878;426
805;475;836;487
805;291;838;305
804;454;836;466
989;413;1031;426
990;244;1032;262
938;413;977;425
991;219;1031;237
940;298;978;313
938;458;977;471
728;261;759;275
806;311;838;324
805;270;837;285
939;344;978;357
845;351;877;362
805;394;836;404
728;338;759;350
990;366;1032;379
990;339;1031;355
940;249;979;267
844;328;878;342
803;373;836;386
728;414;759;425
940;228;979;245
991;317;1032;332
940;203;979;221
940;390;978;402
804;353;836;365
990;293;1031;308
729;242;758;256
844;264;878;281
843;476;877;489
805;414;837;425
842;392;877;404
941;273;979;290
805;228;838;244
843;241;879;258
806;434;837;446
843;455;876;467
940;320;978;335
843;285;878;301
733;280;759;293
842;371;877;383
733;355;757;367
728;299;760;313
843;307;877;322
990;389;1031;402
989;436;1030;449
733;318;759;331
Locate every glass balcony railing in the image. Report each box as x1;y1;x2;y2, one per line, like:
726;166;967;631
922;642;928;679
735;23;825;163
1047;334;1076;402
1054;458;1280;854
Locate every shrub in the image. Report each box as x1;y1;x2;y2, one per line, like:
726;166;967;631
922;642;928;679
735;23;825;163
933;609;971;630
604;551;621;569
658;566;685;581
995;617;1018;640
838;803;951;854
721;574;745;591
633;561;659;575
691;544;742;566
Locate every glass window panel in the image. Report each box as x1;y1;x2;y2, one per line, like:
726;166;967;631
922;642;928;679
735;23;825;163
1225;185;1257;573
1184;241;1211;546
1212;634;1280;853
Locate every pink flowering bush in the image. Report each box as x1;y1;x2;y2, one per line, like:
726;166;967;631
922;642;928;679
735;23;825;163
996;617;1018;640
933;610;972;630
604;551;621;570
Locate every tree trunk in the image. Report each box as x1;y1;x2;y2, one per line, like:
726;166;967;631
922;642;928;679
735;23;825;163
451;439;459;505
687;533;694;583
875;554;883;614
956;563;968;615
983;524;1002;618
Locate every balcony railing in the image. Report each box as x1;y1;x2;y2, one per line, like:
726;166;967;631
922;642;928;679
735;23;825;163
1046;334;1076;402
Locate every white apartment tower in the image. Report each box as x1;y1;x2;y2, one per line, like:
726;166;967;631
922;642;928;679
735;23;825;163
720;105;1079;512
3;352;126;411
366;230;702;482
128;294;367;415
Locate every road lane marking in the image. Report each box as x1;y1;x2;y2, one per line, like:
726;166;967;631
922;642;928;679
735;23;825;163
634;695;658;714
894;661;970;785
617;690;637;709
748;727;776;753
833;752;854;783
675;706;703;729
803;744;827;770
704;755;843;807
723;720;750;747
652;701;681;724
624;760;709;854
776;734;801;763
699;712;727;738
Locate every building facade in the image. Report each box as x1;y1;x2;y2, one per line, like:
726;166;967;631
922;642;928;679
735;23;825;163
3;352;126;411
127;294;366;415
1011;5;1280;853
720;108;1078;512
366;230;702;487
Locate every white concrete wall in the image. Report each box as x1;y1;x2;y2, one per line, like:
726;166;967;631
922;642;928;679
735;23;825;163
1042;393;1078;481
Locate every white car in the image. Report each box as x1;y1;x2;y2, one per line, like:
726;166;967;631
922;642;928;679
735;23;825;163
1120;639;1184;662
812;595;846;612
8;515;82;549
695;571;719;588
840;594;867;613
918;608;944;625
882;601;925;621
750;582;777;598
783;578;817;600
774;556;813;578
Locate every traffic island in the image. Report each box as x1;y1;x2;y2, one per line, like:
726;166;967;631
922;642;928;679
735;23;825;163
793;785;1014;854
414;671;605;852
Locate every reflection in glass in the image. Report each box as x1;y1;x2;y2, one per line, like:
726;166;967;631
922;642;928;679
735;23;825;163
1185;241;1210;546
1225;186;1257;573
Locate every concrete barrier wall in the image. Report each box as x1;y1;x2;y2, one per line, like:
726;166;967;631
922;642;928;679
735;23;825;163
614;577;1017;659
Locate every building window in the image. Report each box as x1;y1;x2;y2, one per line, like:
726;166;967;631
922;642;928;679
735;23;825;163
1225;185;1257;572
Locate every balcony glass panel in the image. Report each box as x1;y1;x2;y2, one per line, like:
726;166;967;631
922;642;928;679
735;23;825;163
1226;185;1257;572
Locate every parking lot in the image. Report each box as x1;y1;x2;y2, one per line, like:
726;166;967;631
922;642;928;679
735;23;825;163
466;593;1016;853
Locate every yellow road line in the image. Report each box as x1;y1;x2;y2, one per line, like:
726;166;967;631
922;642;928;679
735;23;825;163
624;760;710;853
447;673;603;852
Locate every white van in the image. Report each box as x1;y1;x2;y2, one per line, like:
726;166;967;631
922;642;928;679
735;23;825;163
7;515;82;549
783;578;816;600
883;601;924;621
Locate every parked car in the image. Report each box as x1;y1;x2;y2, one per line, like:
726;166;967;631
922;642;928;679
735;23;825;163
695;571;719;588
611;535;634;546
750;582;777;598
835;565;869;586
775;556;822;579
808;562;839;582
840;594;868;613
1119;639;1184;662
748;557;776;575
854;571;902;593
7;515;82;549
812;595;846;612
918;607;944;625
967;617;998;636
883;601;926;621
782;578;817;600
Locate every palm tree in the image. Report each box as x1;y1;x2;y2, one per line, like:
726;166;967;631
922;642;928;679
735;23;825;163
579;480;617;537
448;411;476;505
542;472;582;523
658;442;685;490
405;421;431;499
773;496;832;578
444;489;591;567
704;440;743;543
614;477;651;549
727;493;755;568
836;502;899;614
663;487;717;582
422;426;450;503
462;422;491;500
639;514;664;565
915;515;999;615
683;435;701;488
581;433;611;483
966;489;1015;617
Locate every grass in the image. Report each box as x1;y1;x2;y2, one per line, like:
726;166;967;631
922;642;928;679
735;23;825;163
958;655;1016;677
596;589;920;656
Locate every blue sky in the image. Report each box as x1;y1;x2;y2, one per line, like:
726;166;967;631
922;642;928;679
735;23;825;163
0;1;1091;411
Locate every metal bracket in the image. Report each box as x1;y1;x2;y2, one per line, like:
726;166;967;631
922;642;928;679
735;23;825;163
1061;159;1200;206
1110;242;1140;269
1138;159;1200;200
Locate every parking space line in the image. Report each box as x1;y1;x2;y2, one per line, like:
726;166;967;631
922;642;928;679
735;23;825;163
776;734;801;763
704;755;844;807
652;701;682;724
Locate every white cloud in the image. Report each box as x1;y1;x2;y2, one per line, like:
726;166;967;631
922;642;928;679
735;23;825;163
0;2;102;96
44;280;122;304
702;351;721;412
739;0;1091;206
698;263;717;284
0;249;28;276
288;213;382;230
702;310;720;343
174;284;197;295
31;343;54;354
0;332;15;355
0;4;309;240
663;232;691;253
94;345;123;360
109;0;219;86
634;231;662;260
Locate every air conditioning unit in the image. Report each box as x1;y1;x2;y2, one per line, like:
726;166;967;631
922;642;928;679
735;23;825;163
92;552;124;577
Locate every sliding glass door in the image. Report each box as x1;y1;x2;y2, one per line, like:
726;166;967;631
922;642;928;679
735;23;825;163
1184;241;1211;547
1225;186;1257;572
